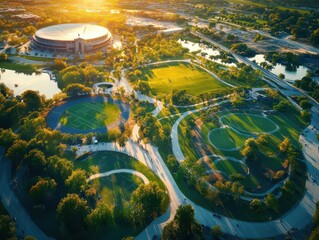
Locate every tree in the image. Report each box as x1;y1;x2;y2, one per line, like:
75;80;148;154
57;194;89;230
87;202;112;230
24;149;46;172
52;58;69;70
301;110;311;122
19;116;45;141
279;137;290;153
273;100;291;112
241;138;259;160
21;90;45;112
64;84;91;97
5;139;29;166
211;225;222;240
229;91;245;106
29;177;57;203
250;199;263;212
162;204;204;240
299;99;312;110
47;155;73;183
130;182;164;225
0;53;8;61
310;28;319;46
278;73;285;80
0;215;16;240
65;169;88;193
0;128;17;148
264;193;279;212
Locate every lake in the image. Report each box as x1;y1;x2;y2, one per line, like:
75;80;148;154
178;39;237;67
249;54;309;81
0;68;61;99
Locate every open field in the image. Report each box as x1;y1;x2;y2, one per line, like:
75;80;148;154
221;113;278;134
75;151;166;191
144;62;229;96
214;160;248;176
59;102;120;130
209;127;247;150
90;173;144;207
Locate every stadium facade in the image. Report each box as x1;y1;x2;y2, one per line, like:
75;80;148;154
32;23;112;54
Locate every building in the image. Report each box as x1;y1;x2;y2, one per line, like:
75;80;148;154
12;13;40;21
31;23;112;54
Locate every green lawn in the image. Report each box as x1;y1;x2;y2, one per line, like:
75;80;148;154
89;173;144;208
221;113;277;134
209;127;248;150
75;151;166;191
145;62;229;96
214;160;248;176
59;102;120;130
74;151;169;239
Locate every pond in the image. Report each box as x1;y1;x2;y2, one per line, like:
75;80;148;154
178;39;237;67
0;68;61;99
249;54;309;81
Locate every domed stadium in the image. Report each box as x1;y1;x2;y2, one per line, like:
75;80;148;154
32;23;112;54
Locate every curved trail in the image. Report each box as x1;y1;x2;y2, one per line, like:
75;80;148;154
87;169;149;184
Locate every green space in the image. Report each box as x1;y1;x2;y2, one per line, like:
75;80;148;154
0;61;40;74
209;127;248;150
59;102;120;130
74;151;169;239
145;62;229;96
89;173;144;209
214;160;248;176
13;54;54;61
221;113;277;134
75;151;166;192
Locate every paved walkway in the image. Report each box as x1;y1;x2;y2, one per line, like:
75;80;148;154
0;148;51;240
87;169;149;184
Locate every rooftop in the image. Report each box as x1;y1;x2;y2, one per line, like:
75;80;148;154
35;24;111;42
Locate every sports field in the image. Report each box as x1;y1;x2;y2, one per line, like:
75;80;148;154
59;102;120;130
209;128;247;150
221;113;277;134
145;62;229;96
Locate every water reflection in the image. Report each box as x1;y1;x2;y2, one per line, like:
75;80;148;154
249;54;309;81
0;68;61;99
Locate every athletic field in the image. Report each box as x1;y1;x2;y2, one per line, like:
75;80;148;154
59;102;120;130
145;62;229;96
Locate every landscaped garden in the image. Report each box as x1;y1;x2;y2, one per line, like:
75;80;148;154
174;98;308;221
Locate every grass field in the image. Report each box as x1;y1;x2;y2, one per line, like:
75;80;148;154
221;113;277;134
209;128;247;150
144;62;229;96
90;173;144;207
74;151;169;239
59;102;120;130
75;151;167;192
214;160;248;176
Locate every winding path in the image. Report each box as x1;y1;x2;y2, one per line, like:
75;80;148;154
87;169;149;184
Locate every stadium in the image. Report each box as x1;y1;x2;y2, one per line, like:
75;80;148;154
31;23;112;54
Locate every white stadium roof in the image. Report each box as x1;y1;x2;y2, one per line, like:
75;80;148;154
35;23;111;41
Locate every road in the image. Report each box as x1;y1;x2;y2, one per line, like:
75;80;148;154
0;55;318;240
0;147;51;240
